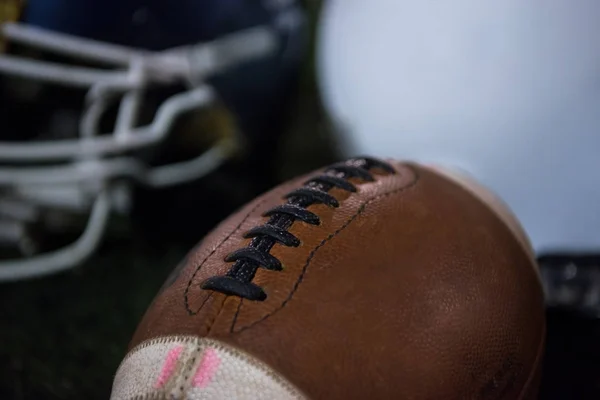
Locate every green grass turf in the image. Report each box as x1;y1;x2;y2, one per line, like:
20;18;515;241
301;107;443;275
0;239;188;399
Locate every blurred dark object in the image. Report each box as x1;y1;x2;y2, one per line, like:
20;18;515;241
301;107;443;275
540;255;600;319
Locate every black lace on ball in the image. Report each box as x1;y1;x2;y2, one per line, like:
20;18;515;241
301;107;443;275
201;157;395;301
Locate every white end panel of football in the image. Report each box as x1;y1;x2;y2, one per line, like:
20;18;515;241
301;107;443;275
111;336;308;400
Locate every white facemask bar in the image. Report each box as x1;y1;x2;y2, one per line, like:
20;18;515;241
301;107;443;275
0;190;111;281
0;22;277;160
0;23;278;281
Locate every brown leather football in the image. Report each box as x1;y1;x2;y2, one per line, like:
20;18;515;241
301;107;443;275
111;157;545;400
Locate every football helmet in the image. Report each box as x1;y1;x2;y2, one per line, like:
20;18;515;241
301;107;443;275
0;0;307;280
317;0;600;257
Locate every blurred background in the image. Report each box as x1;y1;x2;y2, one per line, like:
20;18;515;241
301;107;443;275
0;0;599;399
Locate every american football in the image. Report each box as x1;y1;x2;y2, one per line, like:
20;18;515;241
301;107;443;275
111;157;545;399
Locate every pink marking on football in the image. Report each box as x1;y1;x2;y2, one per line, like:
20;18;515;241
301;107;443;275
192;348;221;388
154;345;183;388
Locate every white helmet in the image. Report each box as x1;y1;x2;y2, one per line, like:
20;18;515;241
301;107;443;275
0;0;307;281
317;0;600;257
